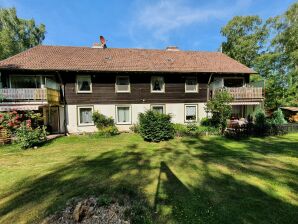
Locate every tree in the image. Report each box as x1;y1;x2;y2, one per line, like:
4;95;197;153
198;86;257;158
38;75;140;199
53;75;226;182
220;2;298;110
206;91;233;134
220;16;268;67
0;8;46;60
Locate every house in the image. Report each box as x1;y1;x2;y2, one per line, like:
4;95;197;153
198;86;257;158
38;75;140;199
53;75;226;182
0;45;264;134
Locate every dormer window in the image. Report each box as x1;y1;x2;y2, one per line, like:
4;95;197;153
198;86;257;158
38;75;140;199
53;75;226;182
76;75;92;93
185;77;198;93
116;76;130;93
151;76;165;93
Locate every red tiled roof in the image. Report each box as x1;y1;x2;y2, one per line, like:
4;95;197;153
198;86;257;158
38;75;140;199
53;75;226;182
0;45;255;74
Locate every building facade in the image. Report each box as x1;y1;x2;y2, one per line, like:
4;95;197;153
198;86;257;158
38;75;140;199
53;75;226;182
0;45;264;133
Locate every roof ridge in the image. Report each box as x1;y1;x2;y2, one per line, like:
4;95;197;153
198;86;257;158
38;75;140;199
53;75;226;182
38;45;223;53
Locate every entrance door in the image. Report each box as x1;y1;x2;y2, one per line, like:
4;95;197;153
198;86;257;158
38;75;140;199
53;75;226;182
49;107;59;133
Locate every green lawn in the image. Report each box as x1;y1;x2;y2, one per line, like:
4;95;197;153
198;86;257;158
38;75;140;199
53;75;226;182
0;133;297;224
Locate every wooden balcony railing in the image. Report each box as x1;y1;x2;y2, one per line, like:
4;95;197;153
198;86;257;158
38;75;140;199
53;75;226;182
213;87;263;100
0;88;60;104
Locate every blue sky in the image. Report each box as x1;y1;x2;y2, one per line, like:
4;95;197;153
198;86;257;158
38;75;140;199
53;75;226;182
0;0;296;51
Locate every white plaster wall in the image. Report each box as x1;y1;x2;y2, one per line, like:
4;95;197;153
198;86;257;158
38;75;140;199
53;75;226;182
66;103;208;133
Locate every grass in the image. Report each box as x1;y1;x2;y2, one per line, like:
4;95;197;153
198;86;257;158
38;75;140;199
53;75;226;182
0;133;297;224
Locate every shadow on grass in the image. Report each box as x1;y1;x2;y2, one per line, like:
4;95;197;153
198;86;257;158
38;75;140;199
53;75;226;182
0;149;154;223
0;134;297;224
154;161;298;224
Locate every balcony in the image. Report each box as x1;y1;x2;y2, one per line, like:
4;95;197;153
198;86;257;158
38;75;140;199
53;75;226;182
0;88;60;105
213;87;263;101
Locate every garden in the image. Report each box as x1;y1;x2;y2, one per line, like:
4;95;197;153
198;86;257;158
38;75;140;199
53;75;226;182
0;92;298;223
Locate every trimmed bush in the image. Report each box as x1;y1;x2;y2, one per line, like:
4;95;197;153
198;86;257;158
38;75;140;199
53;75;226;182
16;124;47;149
139;110;174;142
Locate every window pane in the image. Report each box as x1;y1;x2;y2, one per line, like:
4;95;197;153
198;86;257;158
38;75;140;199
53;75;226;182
80;108;93;124
78;77;91;91
152;77;164;91
116;77;130;92
117;107;130;123
186;106;196;121
11;76;41;88
186;78;197;92
152;106;164;114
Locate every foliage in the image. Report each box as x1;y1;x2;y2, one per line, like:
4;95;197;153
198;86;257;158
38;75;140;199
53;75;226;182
0;8;46;60
221;15;268;67
253;109;270;136
221;2;298;110
96;125;119;137
271;108;287;125
173;123;220;137
16;124;47;149
200;117;213;127
129;123;140;133
92;111;114;129
0;110;43;134
0;111;21;132
206;90;233;134
138;110;174;142
92;111;119;136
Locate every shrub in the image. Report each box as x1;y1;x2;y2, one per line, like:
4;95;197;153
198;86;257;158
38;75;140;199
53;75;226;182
16;124;47;149
205;90;233;134
173;123;220;137
138;110;174;142
271;109;287;125
254;109;271;136
92;111;115;129
200;117;212;126
173;123;187;137
96;125;119;137
129;123;140;133
92;112;119;136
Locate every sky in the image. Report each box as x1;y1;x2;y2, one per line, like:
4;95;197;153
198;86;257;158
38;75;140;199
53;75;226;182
0;0;296;51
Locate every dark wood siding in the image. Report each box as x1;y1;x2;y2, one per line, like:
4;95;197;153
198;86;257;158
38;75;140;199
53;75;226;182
62;72;210;105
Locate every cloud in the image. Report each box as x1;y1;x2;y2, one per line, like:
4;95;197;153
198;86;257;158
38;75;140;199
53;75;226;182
128;0;252;45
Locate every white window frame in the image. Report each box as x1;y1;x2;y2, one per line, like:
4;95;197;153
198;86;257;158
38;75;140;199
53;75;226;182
115;76;131;93
151;104;166;114
77;106;94;126
76;75;92;93
184;104;198;123
115;105;132;125
151;76;165;93
185;77;199;93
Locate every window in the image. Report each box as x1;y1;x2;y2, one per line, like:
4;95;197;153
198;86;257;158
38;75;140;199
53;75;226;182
151;105;165;114
185;77;198;93
77;75;92;93
116;106;131;124
185;105;198;122
224;78;244;87
116;76;130;92
78;106;94;126
151;76;165;92
10;75;42;88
